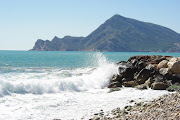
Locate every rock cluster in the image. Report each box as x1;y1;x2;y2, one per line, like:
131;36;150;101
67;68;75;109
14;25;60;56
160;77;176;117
108;55;180;90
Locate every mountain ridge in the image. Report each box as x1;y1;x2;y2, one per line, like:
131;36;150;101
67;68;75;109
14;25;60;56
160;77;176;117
31;14;180;52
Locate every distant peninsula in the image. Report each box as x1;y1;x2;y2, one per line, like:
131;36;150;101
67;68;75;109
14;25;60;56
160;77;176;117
31;14;180;52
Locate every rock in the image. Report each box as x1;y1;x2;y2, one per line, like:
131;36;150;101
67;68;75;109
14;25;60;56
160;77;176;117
92;116;100;120
159;68;169;76
129;100;135;103
108;74;123;88
170;74;180;84
169;61;180;74
167;85;180;92
135;68;152;84
124;105;132;111
134;84;147;90
110;74;122;83
123;81;137;87
153;74;165;82
144;77;153;88
169;57;178;62
108;81;122;88
157;60;168;69
151;82;169;90
108;88;121;93
118;67;135;80
145;64;156;70
117;61;129;67
122;77;132;82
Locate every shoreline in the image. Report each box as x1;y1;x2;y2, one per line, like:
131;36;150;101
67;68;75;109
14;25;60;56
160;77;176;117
90;55;180;120
90;92;180;120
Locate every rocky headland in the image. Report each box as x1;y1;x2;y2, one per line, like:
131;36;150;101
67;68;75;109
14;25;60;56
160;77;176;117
31;15;180;52
91;55;180;120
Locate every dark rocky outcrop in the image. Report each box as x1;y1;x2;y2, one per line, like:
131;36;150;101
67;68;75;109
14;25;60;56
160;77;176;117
31;14;180;52
108;55;180;91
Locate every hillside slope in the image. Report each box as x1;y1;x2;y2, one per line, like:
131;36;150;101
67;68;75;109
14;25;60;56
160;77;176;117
31;14;180;52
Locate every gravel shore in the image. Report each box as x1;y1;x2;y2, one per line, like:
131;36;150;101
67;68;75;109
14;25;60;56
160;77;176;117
91;92;180;120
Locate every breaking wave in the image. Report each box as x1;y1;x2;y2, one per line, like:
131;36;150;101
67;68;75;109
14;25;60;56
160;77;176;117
0;53;118;97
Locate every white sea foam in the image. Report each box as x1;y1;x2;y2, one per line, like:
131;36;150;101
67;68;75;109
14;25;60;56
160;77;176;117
0;88;169;120
0;52;118;96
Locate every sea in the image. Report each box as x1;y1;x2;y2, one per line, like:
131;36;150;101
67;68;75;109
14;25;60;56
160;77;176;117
0;51;179;120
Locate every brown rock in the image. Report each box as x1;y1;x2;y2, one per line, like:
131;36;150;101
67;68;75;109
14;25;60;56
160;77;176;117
169;61;180;74
151;82;169;90
123;81;137;87
134;84;147;90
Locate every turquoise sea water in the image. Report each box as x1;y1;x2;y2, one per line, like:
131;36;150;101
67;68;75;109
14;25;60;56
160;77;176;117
0;51;180;68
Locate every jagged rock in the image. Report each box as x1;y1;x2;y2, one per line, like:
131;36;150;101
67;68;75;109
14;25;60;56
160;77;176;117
113;55;180;90
151;82;169;90
108;74;122;88
145;64;156;70
135;77;153;90
110;74;122;83
157;60;168;69
118;67;135;80
144;77;153;88
117;61;128;66
122;81;137;87
153;74;165;82
135;68;152;84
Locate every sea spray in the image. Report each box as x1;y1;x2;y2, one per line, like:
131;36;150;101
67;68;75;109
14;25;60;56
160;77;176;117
0;52;118;96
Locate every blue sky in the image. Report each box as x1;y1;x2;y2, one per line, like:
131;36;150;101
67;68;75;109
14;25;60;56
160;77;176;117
0;0;180;50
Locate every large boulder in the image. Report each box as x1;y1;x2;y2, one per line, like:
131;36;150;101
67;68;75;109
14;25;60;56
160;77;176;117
169;61;180;74
157;60;168;69
151;82;169;90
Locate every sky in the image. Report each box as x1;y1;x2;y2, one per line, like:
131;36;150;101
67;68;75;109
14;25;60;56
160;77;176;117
0;0;180;50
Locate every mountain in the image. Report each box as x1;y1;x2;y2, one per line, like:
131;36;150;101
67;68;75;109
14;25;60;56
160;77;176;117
31;14;180;52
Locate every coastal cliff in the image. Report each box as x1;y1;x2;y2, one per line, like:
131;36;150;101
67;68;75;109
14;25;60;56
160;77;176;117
31;14;180;52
